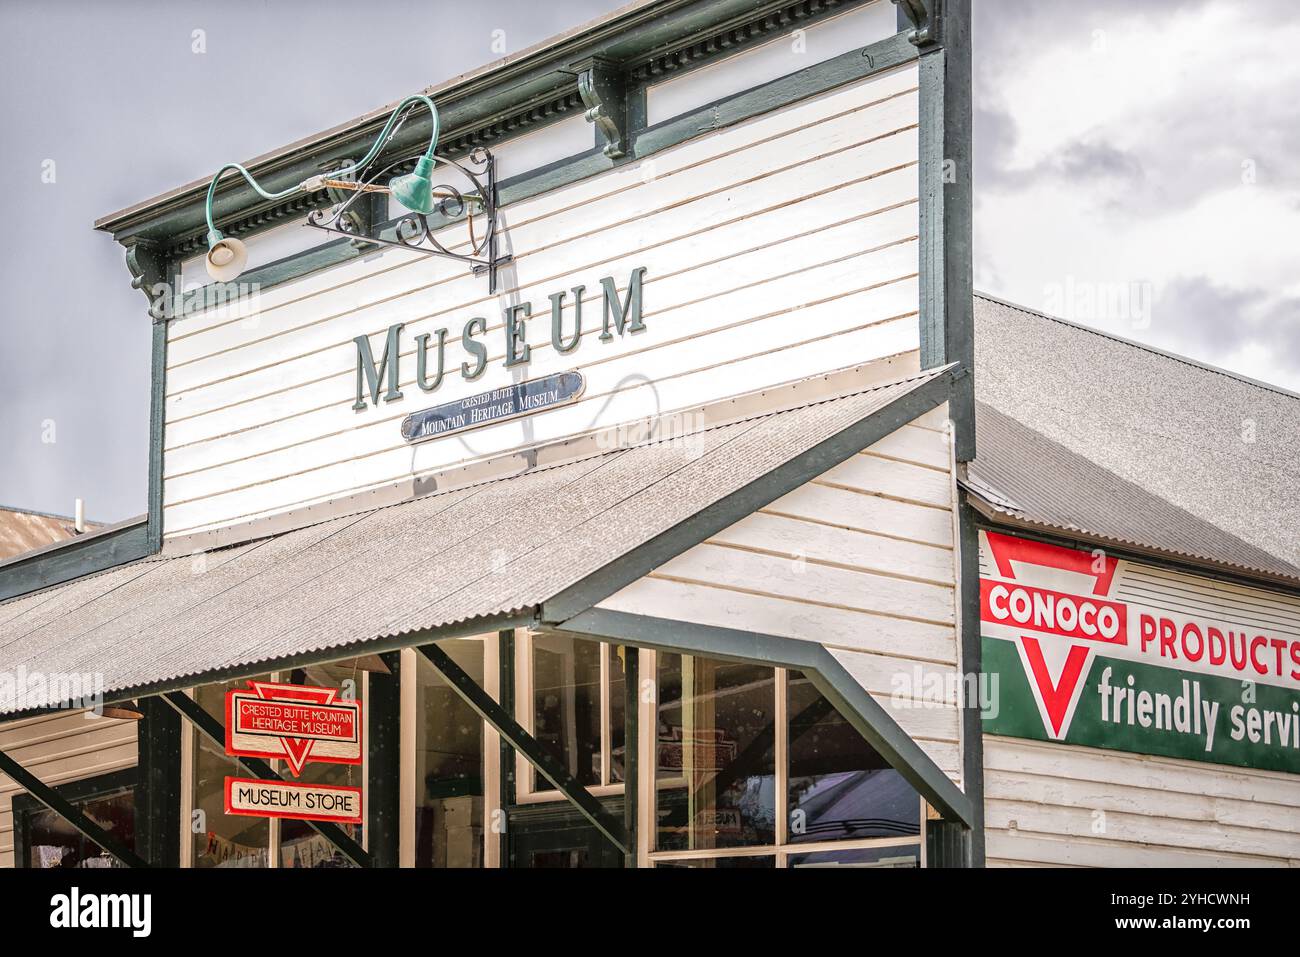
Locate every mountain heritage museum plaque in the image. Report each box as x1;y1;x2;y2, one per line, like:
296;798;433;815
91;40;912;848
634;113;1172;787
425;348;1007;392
400;371;585;444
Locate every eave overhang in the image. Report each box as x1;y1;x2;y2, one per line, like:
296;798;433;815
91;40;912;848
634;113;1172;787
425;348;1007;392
94;0;875;257
961;485;1300;594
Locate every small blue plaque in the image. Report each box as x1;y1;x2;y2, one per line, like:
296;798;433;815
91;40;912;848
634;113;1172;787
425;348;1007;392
400;371;586;443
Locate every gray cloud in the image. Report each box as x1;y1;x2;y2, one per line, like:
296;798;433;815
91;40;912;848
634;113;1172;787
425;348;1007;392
1151;277;1300;382
975;0;1300;207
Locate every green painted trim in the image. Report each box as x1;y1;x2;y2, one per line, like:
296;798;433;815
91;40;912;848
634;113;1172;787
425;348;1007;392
0;518;151;604
540;367;956;624
0;746;148;868
926;818;972;867
498;628;516;866
136;696;181;867
175;25;916;314
956;497;985;865
916;0;973;459
940;0;973;461
621;645;639;868
161;690;372;868
553;608;975;830
99;0;874;248
417;640;628;855
368;654;402;868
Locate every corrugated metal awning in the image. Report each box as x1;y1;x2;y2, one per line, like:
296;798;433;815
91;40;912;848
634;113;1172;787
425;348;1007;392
0;368;950;715
966;401;1300;585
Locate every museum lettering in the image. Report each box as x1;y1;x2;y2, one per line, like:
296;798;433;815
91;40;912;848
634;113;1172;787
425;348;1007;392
353;266;647;411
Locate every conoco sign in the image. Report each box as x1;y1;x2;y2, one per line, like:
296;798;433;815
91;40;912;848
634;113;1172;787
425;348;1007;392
980;530;1300;774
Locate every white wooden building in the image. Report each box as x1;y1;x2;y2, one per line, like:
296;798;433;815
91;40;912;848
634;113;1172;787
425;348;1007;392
0;0;1294;870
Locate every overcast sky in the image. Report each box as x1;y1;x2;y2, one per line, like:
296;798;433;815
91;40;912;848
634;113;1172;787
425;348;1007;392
2;0;1295;524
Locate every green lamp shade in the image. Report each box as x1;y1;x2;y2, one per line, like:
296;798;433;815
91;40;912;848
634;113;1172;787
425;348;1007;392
390;156;436;214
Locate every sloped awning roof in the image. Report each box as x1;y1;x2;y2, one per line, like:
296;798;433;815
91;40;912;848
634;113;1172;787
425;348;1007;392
0;367;953;716
971;294;1300;588
966;401;1300;585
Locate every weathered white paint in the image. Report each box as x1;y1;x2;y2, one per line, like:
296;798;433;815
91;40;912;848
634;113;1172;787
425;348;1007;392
163;63;921;538
595;405;962;784
646;0;899;125
0;710;137;868
984;736;1300;867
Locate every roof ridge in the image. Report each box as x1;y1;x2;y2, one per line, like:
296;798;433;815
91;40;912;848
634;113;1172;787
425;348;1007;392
974;291;1300;404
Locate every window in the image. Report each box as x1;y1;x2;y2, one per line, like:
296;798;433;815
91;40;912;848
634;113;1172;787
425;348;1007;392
172;634;923;868
516;632;629;799
649;654;924;868
414;638;486;868
13;769;136;869
787;670;921;844
276;662;368;869
654;652;777;850
185;660;370;868
191;675;271;868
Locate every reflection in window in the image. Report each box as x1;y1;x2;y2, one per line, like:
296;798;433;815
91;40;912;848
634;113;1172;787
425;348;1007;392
415;639;485;868
788;845;920;868
278;662;367;868
20;779;135;868
530;848;591;868
193;676;271;868
532;633;602;788
647;654;926;867
655;653;776;851
787;671;920;844
656;855;776;868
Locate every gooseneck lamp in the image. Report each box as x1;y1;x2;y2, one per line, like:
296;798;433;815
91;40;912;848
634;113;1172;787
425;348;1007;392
202;94;441;282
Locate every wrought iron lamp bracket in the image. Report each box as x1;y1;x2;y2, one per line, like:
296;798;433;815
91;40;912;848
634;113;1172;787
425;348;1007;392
306;146;512;293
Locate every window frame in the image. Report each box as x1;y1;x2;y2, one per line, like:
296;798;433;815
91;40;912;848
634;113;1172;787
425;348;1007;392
641;649;928;868
513;630;630;803
12;767;138;869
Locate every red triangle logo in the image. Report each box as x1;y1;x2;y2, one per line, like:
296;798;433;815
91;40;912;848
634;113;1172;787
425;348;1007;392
249;681;336;777
1018;637;1091;738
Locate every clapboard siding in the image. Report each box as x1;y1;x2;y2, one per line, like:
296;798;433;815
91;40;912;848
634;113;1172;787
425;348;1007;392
984;736;1300;867
597;406;962;783
163;63;921;538
165;259;920;491
166;110;917;381
0;710;137;868
170;64;918;343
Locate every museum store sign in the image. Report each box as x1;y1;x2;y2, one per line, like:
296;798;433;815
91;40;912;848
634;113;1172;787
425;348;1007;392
980;529;1300;774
